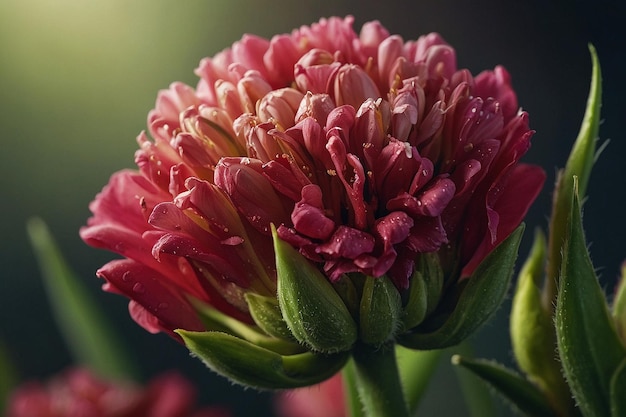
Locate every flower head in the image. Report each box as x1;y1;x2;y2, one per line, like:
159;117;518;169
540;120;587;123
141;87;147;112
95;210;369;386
5;368;230;417
81;16;544;348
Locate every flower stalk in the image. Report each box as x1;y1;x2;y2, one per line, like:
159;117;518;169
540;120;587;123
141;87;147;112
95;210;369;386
351;343;410;417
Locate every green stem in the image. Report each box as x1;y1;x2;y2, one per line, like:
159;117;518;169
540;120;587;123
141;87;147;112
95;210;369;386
352;343;410;417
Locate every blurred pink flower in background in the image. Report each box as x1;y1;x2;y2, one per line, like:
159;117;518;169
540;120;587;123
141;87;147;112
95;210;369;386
81;16;544;337
5;368;230;417
275;373;345;417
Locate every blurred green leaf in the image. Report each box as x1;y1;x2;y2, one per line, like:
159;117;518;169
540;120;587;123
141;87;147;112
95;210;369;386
452;355;557;417
611;358;626;417
26;217;136;380
555;183;625;417
452;344;496;417
396;345;442;414
0;342;17;413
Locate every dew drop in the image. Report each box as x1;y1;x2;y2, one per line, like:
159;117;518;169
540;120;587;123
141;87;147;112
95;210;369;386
132;283;145;294
157;302;169;310
121;271;131;282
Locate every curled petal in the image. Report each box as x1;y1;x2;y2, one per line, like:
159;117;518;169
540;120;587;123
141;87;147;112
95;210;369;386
292;184;336;240
317;226;375;260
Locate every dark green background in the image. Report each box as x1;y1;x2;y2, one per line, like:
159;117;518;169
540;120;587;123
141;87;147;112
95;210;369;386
1;1;624;415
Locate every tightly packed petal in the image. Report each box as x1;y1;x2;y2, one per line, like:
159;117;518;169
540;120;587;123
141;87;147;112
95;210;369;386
81;16;544;339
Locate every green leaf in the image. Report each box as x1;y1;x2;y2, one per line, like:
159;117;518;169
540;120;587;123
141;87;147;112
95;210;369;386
564;44;602;199
610;358;626;417
176;330;348;389
452;355;557;417
510;230;574;415
395;345;442;414
273;225;357;353
26;217;135;380
545;44;602;310
555;183;626;417
400;224;524;349
359;275;402;346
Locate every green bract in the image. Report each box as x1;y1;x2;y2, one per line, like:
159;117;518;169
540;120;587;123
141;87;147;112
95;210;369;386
400;224;525;350
177;330;348;389
359;275;402;346
273;225;358;353
556;181;626;417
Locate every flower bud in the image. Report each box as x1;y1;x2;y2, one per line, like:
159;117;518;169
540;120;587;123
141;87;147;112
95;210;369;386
273;225;357;353
613;262;626;347
257;88;304;131
333;64;381;109
510;229;573;415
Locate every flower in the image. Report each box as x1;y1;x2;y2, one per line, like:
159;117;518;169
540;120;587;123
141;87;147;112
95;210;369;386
81;16;544;341
275;373;346;417
5;368;230;417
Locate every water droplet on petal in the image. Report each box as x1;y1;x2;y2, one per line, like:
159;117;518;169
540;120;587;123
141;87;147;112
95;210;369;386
132;283;145;294
121;271;131;282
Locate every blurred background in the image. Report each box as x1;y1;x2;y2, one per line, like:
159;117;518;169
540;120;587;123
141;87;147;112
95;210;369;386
1;0;624;415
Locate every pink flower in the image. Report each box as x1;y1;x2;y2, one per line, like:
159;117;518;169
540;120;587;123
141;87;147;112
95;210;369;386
5;368;230;417
81;16;544;337
275;373;346;417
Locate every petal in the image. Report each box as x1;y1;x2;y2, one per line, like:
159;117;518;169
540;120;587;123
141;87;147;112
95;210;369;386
316;226;375;259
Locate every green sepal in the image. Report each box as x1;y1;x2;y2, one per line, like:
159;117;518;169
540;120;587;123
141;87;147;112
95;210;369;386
244;292;294;341
555;182;626;417
545;44;602;309
510;229;573;415
176;329;348;390
418;252;444;316
359;275;402;346
452;355;558;417
332;274;361;320
272;225;357;353
190;297;304;355
399;224;524;349
612;263;626;347
401;270;428;330
611;358;626;417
